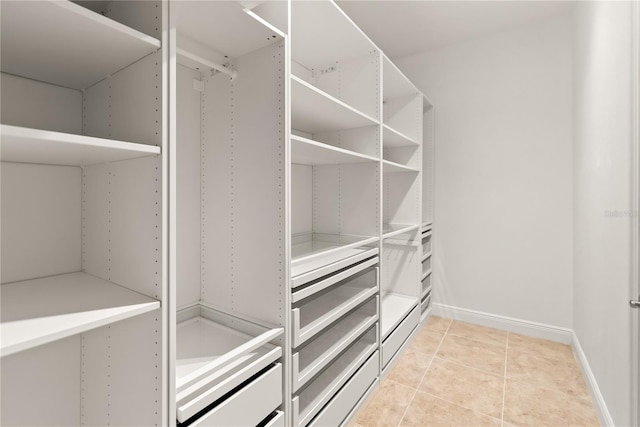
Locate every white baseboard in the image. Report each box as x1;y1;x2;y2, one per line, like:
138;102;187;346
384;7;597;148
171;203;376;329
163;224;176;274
431;303;573;344
572;332;615;427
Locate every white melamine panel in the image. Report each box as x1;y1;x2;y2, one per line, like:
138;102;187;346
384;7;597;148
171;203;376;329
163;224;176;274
384;172;420;226
175;0;282;60
0;272;159;357
292;135;378;166
247;0;288;35
380;293;418;340
1;125;160;166
384;95;421;143
0;0;160;90
82;163;111;280
314;125;380;159
308;351;379;427
202;41;285;325
381;306;419;367
292;164;313;235
293;326;377;427
422;108;435;223
382;160;419;174
291;1;376;70
292;247;378;288
1;336;81;426
110;50;163;146
383;124;419;148
314;53;380;120
383;56;418;100
1;162;81;284
103;0;162;40
381;241;420;296
291;76;378;134
383;146;420;170
177;64;202;307
382;223;419;239
82;77;112;140
81;312;162;426
291;235;379;279
0;73;82;134
313;163;379;237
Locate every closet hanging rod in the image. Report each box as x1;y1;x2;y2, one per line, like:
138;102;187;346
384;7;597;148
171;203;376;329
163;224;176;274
176;47;238;81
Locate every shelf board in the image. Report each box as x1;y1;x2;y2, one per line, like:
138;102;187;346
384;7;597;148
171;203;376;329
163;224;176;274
382;223;419;239
1;0;160;90
383;56;420;100
422;251;433;262
381;292;419;340
422;269;433;282
382;160;419;174
291;75;378;134
291;135;378;165
383;124;419;148
291;234;379;279
1;272;160;357
1;125;160;166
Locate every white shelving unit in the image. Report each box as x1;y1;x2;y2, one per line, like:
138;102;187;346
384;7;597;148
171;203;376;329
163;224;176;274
1;1;166;425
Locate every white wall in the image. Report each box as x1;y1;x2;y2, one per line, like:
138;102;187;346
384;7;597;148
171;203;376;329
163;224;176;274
396;16;574;328
573;2;633;425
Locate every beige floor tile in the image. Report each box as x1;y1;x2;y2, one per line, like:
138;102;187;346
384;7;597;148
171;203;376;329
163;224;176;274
388;348;433;389
356;379;415;427
448;321;508;348
418;358;504;418
504;380;600;427
400;391;502;427
409;327;444;356
508;333;574;361
423;315;452;333
507;348;590;398
437;334;506;375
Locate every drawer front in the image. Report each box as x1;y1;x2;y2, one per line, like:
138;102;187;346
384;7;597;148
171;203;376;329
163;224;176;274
421;294;431;313
422;256;432;274
308;351;379;427
421;273;431;298
382;307;419;367
421;235;432;254
264;411;285;427
189;363;282;427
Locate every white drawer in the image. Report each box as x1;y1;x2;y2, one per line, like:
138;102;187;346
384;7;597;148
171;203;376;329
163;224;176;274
308;351;379;427
421;273;431;299
292;267;378;348
264;411;285;427
421;235;432;259
421;256;432;276
187;363;282;427
382;306;419;368
421;293;431;313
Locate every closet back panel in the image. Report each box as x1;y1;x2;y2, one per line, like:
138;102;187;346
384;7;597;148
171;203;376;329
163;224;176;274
381;244;419;296
314;125;380;159
83;50;162;146
81;311;162;426
0;73;81;133
1;162;81;284
82;156;162;300
384;173;420;225
292;164;313;235
384;95;421;142
176;64;202;308
0;336;81;426
202;41;286;326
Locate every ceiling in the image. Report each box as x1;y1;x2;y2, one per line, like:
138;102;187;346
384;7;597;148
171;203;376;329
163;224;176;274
336;1;575;60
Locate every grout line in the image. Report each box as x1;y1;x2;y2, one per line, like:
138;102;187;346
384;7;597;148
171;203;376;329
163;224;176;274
501;333;510;427
395;319;452;427
429;355;505;378
420;391;503;424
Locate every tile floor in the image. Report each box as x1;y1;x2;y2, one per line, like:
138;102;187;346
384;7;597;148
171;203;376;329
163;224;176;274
352;316;600;427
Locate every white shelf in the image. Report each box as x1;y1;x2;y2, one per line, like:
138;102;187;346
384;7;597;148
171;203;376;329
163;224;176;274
1;125;160;166
1;272;160;357
383;160;419;174
383;56;419;100
380;292;419;340
422;269;433;282
294;327;377;427
1;0;160;90
382;223;419;239
383;124;420;148
291;75;378;134
291;135;378;165
422;251;433;262
291;234;379;279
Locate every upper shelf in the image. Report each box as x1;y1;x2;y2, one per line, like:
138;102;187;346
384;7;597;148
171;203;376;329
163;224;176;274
0;0;160;90
383;124;419;148
291;0;377;69
383;160;419;174
291;135;378;166
1;125;161;166
291;76;378;134
1;272;160;357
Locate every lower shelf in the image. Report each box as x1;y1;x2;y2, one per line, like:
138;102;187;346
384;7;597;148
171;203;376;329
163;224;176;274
1;271;160;357
380;292;418;340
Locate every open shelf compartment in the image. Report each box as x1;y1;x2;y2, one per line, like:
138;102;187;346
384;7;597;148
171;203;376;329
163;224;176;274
1;272;160;357
380;292;419;341
1;0;160;90
421;272;432;299
291;135;378;166
292;266;378;348
176;304;283;423
1;124;160;166
293;325;378;427
292;296;377;392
